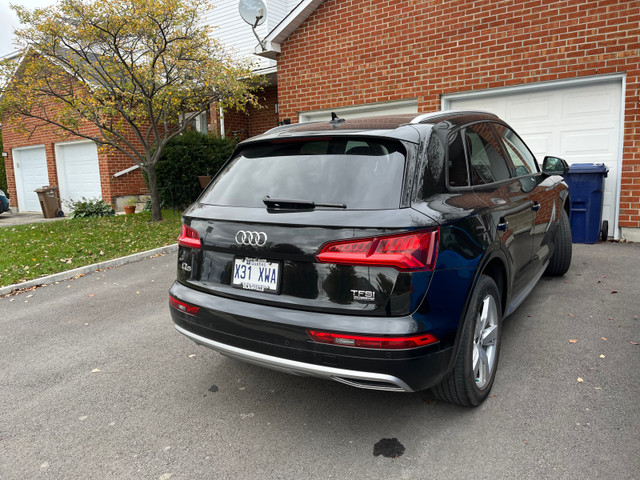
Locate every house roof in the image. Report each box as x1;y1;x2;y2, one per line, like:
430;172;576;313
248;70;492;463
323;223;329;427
254;0;324;60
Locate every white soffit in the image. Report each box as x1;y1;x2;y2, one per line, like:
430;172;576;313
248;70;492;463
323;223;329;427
255;0;325;59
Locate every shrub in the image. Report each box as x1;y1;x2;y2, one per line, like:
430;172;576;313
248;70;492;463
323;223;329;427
155;131;236;209
66;198;115;218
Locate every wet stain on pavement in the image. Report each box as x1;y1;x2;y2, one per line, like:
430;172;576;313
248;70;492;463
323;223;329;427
373;438;405;458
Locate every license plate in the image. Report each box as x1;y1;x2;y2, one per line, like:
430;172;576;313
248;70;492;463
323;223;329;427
232;257;281;293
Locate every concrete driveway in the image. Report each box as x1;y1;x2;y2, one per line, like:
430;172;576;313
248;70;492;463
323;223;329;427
0;243;638;479
0;211;66;227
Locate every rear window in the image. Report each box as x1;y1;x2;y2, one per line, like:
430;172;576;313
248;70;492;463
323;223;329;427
200;138;406;209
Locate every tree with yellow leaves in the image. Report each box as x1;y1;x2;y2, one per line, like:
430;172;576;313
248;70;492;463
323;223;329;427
0;0;263;221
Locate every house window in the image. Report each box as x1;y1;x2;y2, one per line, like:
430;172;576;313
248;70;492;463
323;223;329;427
181;111;208;133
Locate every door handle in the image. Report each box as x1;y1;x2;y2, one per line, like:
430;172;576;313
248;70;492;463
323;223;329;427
531;202;540;212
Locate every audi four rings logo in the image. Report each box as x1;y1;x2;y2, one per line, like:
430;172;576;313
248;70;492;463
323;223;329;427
235;230;268;246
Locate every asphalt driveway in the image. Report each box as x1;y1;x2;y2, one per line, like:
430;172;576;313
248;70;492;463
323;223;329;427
1;243;638;479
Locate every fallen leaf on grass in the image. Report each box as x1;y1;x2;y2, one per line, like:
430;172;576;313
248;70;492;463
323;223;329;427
577;377;584;383
569;339;578;343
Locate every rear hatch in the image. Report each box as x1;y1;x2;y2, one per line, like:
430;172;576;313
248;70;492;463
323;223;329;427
177;136;439;317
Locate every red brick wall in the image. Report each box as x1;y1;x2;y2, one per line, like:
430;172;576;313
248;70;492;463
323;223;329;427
248;85;279;137
2;104;147;209
223;84;279;140
277;0;640;229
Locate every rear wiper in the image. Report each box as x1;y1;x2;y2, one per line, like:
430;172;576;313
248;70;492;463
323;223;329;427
262;196;347;210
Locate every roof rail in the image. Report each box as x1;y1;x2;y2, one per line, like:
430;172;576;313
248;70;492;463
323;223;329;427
410;110;497;124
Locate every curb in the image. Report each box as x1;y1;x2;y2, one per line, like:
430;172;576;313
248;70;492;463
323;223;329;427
0;244;178;296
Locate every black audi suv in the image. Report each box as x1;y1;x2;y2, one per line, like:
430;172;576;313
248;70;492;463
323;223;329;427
169;111;572;406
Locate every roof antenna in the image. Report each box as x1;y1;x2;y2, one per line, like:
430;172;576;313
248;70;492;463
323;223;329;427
330;112;345;124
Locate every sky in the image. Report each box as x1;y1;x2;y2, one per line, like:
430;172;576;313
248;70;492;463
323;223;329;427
0;0;54;58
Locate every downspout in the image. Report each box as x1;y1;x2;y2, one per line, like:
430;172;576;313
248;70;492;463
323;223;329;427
219;107;225;138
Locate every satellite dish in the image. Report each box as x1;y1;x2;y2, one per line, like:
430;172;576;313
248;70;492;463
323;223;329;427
239;0;267;27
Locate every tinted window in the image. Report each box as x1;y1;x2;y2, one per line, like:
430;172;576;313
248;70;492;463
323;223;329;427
201;138;406;210
447;131;469;187
465;123;512;185
493;124;538;177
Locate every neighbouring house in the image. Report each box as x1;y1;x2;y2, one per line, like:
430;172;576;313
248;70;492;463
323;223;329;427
0;0;296;213
252;0;640;242
0;51;150;213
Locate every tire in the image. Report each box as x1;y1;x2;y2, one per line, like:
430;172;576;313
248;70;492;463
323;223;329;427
431;275;502;407
545;209;572;276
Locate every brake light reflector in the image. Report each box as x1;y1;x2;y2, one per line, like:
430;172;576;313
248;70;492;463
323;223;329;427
307;330;438;349
169;295;200;315
178;224;201;249
316;229;439;271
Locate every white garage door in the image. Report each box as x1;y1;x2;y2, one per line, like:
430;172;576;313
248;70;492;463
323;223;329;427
299;99;419;123
12;145;49;212
443;77;623;238
55;141;102;210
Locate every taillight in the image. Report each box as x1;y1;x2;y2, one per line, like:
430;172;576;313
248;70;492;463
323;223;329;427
178;224;201;249
307;330;438;349
316;229;439;271
169;295;200;315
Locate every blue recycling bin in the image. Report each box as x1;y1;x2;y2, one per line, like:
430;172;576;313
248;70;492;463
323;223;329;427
563;163;608;244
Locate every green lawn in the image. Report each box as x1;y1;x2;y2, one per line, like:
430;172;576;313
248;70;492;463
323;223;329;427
0;210;182;287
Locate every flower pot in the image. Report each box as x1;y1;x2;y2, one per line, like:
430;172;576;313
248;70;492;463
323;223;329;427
124;205;136;214
198;175;212;189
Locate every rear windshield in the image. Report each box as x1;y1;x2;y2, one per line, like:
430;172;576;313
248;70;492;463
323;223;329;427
200;138;406;209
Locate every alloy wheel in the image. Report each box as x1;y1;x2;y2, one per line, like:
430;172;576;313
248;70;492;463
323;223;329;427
472;294;499;389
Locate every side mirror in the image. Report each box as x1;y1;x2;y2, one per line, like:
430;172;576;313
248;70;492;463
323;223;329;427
542;156;569;176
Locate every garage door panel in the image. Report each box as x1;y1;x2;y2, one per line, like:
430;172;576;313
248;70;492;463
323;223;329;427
446;78;622;238
13;146;49;212
56;142;102;208
562;130;617;157
506;96;552;121
518;133;553;160
562;89;618;121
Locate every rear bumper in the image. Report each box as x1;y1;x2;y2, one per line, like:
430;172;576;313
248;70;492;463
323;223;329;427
175;324;414;392
169;281;455;392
